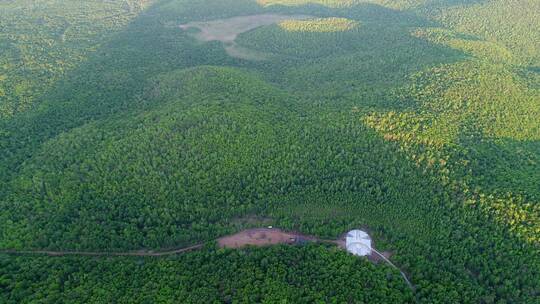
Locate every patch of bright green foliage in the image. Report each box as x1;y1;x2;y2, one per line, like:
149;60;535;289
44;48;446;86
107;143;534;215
279;17;359;32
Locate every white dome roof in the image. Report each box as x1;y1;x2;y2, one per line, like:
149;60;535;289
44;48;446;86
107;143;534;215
345;230;372;256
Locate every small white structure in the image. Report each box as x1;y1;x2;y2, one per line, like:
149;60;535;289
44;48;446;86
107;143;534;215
345;230;372;256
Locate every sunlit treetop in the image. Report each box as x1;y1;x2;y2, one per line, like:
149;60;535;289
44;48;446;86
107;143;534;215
278;17;359;32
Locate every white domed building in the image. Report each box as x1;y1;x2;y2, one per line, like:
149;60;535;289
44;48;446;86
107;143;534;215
345;230;372;256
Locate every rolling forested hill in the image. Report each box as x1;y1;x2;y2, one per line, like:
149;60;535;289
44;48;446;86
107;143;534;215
1;0;538;303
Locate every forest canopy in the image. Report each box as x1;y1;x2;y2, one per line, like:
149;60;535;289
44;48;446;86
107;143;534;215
0;0;538;303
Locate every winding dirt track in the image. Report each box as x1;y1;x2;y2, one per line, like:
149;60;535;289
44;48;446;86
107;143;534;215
0;228;413;289
0;244;204;257
0;229;310;257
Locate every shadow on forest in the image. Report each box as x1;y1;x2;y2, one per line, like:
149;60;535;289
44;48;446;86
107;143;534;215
0;0;514;215
0;3;515;243
0;0;470;183
0;1;238;185
0;3;538;302
1;4;538;294
528;66;540;74
235;2;468;110
456;136;540;200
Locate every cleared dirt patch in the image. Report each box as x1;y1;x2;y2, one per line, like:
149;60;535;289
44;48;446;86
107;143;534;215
1;228;412;289
180;14;312;42
179;14;312;60
217;228;316;248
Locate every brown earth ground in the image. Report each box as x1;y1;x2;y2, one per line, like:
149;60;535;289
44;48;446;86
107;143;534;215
179;14;312;60
1;227;410;289
217;228;317;248
1;227;389;261
217;228;391;262
179;14;312;43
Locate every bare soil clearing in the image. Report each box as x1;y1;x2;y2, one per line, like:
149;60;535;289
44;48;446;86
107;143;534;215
180;14;312;43
0;228;381;259
0;244;203;257
179;14;312;60
217;228;316;248
0;227;413;289
1;229;386;261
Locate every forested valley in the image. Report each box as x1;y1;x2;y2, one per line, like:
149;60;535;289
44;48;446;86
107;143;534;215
1;0;538;303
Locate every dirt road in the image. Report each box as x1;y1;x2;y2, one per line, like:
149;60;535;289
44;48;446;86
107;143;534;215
0;244;203;257
0;228;413;290
0;229;312;257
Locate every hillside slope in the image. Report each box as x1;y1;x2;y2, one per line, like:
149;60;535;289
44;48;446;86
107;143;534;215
1;0;538;303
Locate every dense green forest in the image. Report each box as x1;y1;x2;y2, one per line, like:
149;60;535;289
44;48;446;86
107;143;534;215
1;0;539;303
0;245;414;303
